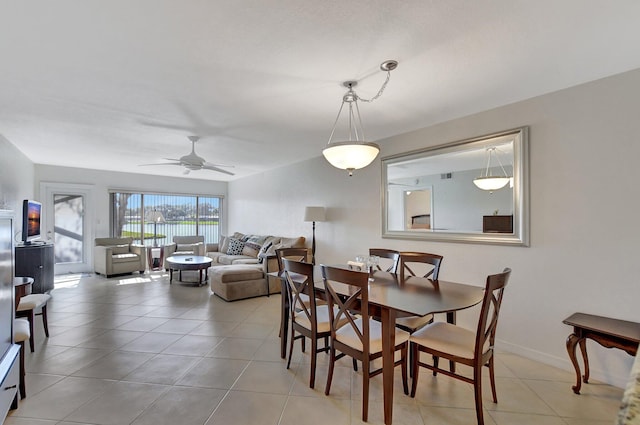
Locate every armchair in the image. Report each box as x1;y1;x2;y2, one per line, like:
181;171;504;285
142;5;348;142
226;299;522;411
94;237;146;277
164;236;205;259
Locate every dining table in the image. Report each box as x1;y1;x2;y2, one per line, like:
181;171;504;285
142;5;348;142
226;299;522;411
272;266;485;425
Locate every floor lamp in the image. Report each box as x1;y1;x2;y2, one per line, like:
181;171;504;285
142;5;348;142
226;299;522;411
145;210;165;247
304;206;326;265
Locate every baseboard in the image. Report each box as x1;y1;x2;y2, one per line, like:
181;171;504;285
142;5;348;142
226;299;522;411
496;338;631;389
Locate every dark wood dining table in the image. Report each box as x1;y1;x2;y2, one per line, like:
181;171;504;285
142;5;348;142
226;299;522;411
272;267;485;425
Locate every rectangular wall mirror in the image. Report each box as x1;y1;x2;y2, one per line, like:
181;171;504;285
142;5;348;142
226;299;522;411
382;127;529;246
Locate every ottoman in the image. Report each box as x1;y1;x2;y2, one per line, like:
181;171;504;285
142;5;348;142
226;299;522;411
209;264;270;301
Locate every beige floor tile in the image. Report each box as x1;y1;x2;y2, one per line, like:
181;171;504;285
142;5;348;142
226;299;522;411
418;405;497;425
281;395;351;425
207;337;263;359
71;350;154;379
162;334;224;356
131;386;227;425
204;391;287;425
26;347;112;375
177;357;249;389
63;381;168;425
76;329;145;349
233;360;296;394
116;316;169;332
122;353;199;385
119;331;183;353
4;418;58;424
232;322;278;339
488;411;568;425
483;377;556;415
150;318;204;334
23;372;65;397
9;376;115;420
525;378;621;420
188;320;239;336
352;399;425;425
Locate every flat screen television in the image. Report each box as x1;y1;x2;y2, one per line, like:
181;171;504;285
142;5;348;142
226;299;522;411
22;199;42;244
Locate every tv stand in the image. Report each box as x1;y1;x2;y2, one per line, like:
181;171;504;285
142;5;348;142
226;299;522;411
15;243;54;293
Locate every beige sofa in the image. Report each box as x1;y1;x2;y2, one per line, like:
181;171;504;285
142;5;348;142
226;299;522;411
94;237;146;277
207;232;305;301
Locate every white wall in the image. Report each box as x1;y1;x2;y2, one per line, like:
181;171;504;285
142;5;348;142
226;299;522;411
34;165;229;240
229;67;640;388
0;135;35;215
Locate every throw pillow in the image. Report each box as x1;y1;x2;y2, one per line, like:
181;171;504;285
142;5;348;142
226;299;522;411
226;238;245;255
242;235;268;257
219;235;229;253
257;241;273;263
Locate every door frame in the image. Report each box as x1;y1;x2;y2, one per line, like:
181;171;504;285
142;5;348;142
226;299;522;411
40;182;95;274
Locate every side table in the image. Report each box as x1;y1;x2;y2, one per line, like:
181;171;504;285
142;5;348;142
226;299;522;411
147;246;164;271
563;312;640;394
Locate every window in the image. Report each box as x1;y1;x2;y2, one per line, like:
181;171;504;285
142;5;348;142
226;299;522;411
110;192;222;246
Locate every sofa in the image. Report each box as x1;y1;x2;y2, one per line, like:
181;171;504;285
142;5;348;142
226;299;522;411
94;237;146;277
207;232;305;301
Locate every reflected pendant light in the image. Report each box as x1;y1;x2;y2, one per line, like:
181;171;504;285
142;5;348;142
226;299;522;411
323;60;397;176
473;147;511;191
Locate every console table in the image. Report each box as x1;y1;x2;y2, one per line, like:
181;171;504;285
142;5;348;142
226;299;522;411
563;312;640;394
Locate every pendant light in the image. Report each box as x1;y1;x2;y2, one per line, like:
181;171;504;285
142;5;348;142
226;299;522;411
473;147;511;191
323;60;397;176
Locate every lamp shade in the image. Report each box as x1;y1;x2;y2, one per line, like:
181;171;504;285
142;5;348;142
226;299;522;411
145;210;166;223
322;142;380;174
473;176;510;191
304;206;326;222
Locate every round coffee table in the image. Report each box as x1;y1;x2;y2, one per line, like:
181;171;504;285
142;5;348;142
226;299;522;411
165;255;213;285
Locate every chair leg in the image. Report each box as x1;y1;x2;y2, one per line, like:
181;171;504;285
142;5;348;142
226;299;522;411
352;357;358;372
27;310;35;353
325;346;335;396
362;358;370;422
310;337;317;389
488;356;498;403
41;304;50;337
401;343;409;395
473;365;485;425
286;327;296;370
432;355;439;376
410;343;420;397
18;341;26;399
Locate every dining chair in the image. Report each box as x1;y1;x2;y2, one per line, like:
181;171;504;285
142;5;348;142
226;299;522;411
283;258;344;388
14;318;30;399
321;265;410;422
409;268;511;425
16;292;51;352
368;248;400;273
395;252;443;334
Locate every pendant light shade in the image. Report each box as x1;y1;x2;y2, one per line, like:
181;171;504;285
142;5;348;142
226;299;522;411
473;147;512;191
322;141;380;175
323;60;397;176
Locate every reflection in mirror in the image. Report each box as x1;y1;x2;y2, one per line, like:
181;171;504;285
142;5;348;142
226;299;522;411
382;127;528;246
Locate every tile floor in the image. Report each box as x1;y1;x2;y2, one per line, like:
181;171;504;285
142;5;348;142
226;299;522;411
6;271;625;425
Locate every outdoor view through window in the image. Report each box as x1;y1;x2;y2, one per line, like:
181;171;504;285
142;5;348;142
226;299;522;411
110;192;222;246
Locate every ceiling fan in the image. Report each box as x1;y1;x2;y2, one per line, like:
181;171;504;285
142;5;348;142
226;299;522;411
140;136;235;176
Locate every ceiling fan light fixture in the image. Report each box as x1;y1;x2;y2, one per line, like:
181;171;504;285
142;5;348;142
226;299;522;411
323;61;396;176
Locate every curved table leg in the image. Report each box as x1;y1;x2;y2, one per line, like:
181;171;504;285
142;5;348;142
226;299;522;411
566;333;582;394
578;337;589;383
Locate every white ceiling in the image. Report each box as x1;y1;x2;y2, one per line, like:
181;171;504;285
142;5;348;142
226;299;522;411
2;1;640;181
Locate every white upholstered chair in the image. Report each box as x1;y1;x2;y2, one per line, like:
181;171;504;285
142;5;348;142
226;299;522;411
16;293;51;352
14;318;30;399
94;237;146;277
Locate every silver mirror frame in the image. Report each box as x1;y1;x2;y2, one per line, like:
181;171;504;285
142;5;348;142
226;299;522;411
381;127;529;246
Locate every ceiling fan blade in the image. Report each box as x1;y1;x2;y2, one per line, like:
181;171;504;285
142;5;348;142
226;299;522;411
202;164;235;176
162;158;183;162
203;161;234;169
139;162;182;167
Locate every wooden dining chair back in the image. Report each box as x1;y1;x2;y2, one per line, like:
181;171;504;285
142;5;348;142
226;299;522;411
368;248;400;273
399;251;443;282
321;265;410;422
409;268;511;425
283;258;330;388
275;248;310;273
